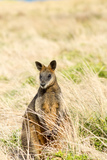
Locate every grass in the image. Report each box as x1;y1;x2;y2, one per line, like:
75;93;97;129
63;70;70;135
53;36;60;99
0;0;107;159
46;150;90;160
1;129;21;148
60;61;107;83
0;75;9;82
79;115;107;152
22;76;36;87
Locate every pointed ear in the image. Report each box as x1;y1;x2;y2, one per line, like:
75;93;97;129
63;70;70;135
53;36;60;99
35;61;43;71
48;60;57;71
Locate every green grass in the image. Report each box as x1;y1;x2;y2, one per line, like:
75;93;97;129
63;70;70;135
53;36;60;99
60;63;84;83
60;58;107;83
4;89;18;100
60;51;107;81
0;129;22;159
89;62;107;78
22;76;36;87
46;150;91;160
9;129;21;147
0;75;9;81
79;115;107;152
1;129;21;148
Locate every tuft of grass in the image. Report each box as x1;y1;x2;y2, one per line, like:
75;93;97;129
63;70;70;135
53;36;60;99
22;76;36;87
83;54;107;78
89;62;107;79
9;129;21;147
1;129;21;148
61;63;84;83
0;75;9;82
4;89;18;100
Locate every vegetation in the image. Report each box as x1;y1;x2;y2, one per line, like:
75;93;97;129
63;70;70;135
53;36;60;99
46;150;90;160
0;0;107;159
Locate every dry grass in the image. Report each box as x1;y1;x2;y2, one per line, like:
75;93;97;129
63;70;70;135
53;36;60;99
0;0;107;159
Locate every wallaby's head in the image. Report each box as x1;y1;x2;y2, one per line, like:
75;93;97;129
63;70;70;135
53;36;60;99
35;60;57;89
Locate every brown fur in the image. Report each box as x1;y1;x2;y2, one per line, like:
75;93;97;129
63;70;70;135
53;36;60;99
21;60;67;159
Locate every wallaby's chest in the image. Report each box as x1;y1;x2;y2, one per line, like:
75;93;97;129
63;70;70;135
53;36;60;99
35;92;61;130
35;92;60;113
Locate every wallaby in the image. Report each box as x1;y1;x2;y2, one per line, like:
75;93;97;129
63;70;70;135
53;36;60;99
21;60;67;159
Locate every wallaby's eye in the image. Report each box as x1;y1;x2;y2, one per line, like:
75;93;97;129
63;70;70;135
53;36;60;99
48;74;51;79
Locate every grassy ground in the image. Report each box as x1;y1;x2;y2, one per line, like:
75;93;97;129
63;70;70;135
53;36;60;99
0;0;107;159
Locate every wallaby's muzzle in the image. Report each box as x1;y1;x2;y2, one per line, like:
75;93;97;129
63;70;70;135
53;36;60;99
40;83;46;88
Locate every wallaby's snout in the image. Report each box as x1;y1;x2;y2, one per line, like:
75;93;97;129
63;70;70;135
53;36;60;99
40;80;46;88
35;60;56;89
40;82;45;87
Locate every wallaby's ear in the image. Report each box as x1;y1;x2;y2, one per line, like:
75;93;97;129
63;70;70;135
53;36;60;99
35;61;43;71
48;60;57;71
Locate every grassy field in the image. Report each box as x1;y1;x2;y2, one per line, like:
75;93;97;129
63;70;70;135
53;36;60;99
0;0;107;159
